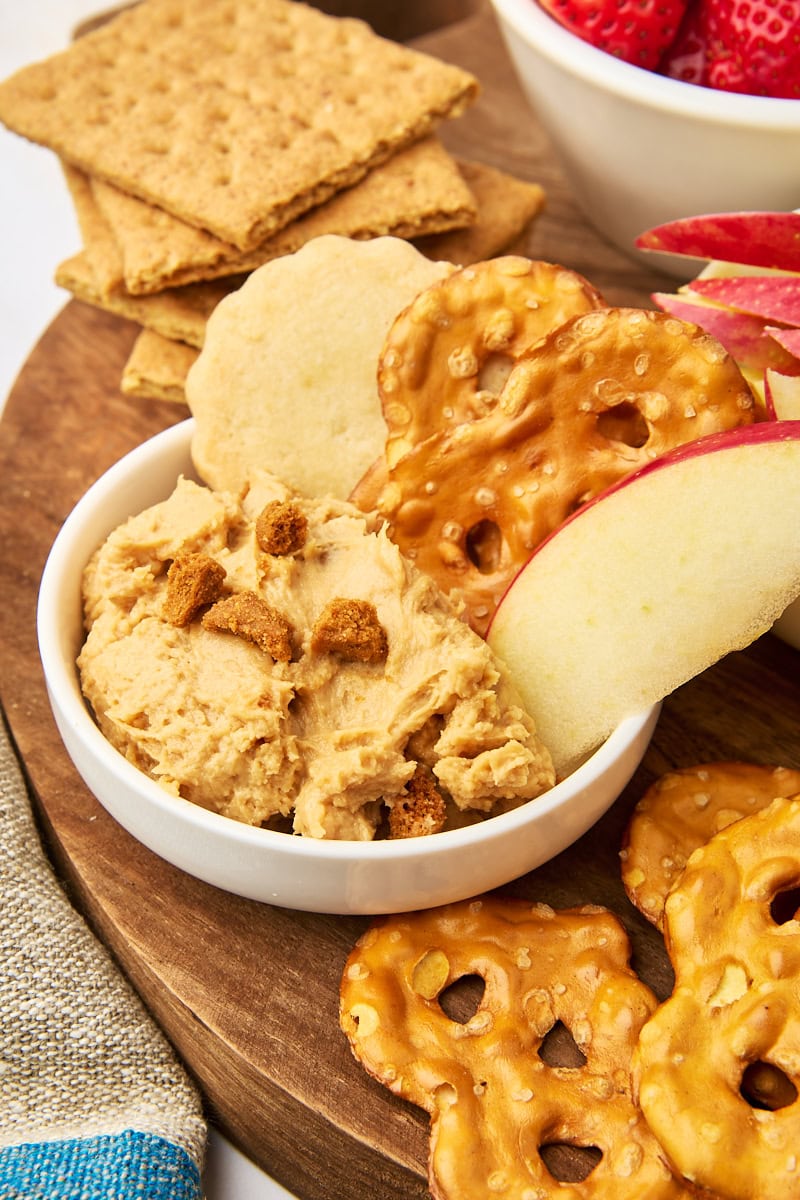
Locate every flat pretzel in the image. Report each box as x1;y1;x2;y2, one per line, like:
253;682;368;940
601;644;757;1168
621;762;800;931
634;794;800;1200
378;256;606;469
375;306;755;634
340;896;689;1199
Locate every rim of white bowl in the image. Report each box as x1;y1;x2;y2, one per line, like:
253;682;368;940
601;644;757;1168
490;0;800;128
36;419;658;864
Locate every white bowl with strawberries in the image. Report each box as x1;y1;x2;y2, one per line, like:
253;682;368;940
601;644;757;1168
490;0;800;272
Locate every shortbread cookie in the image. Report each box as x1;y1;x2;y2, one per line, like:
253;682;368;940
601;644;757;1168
187;235;454;499
0;0;478;249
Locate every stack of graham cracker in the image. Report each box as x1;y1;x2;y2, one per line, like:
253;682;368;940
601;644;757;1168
0;0;545;405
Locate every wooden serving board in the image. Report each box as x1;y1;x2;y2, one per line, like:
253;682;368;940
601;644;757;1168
1;7;799;1198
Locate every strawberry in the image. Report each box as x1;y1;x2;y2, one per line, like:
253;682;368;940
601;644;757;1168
661;0;800;96
705;0;800;97
536;0;691;70
659;4;711;82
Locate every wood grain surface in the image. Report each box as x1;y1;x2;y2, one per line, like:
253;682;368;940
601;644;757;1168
1;6;799;1198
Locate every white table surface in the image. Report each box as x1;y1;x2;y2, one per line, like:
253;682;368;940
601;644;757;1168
0;6;297;1197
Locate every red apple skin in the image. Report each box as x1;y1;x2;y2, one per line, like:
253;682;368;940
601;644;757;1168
687;275;800;327
636;212;800;271
653;292;800;373
769;326;800;360
486;419;800;638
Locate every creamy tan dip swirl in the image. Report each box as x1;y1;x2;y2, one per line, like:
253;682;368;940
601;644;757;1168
78;472;554;839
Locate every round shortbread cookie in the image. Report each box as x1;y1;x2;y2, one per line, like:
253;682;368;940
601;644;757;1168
186;235;453;499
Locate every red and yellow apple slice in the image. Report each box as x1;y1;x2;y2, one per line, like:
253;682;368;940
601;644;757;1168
637;212;800;403
487;422;800;778
651;290;800;377
636;211;800;272
686;273;800;326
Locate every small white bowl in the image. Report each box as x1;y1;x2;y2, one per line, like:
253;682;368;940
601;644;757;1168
37;421;658;915
490;0;800;276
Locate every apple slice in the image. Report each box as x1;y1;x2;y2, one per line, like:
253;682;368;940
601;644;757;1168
636;211;800;271
686;275;800;326
652;291;800;374
487;422;800;779
768;325;800;361
696;261;794;282
765;369;800;419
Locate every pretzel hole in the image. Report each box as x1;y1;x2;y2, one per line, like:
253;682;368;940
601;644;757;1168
595;402;649;448
438;974;485;1023
769;885;800;925
478;352;514;395
466;520;503;574
740;1061;798;1111
538;1020;588;1068
539;1142;602;1182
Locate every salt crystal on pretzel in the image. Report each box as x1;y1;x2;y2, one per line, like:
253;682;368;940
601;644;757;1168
621;762;800;931
340;895;689;1199
373;306;755;635
378;256;606;469
634;793;800;1200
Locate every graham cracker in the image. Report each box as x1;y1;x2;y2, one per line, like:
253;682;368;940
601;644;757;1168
61;161;124;295
121;329;198;404
88;137;477;294
55;251;239;348
0;0;478;250
416;160;546;265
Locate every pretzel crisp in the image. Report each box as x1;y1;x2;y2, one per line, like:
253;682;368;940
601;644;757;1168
340;896;688;1199
378;256;606;469
373;306;755;634
634;794;800;1200
622;762;800;932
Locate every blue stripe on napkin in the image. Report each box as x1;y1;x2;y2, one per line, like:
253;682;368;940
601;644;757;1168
0;1129;202;1199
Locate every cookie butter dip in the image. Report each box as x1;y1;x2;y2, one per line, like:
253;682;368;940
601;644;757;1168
78;472;554;840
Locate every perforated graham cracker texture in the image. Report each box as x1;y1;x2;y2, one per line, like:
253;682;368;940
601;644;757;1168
86;137;478;294
0;0;478;250
55;253;237;349
122;330;199;405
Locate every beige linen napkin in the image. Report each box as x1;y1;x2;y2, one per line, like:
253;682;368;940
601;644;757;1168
0;715;207;1199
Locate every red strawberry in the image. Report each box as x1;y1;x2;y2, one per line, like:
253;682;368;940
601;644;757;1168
661;0;800;96
536;0;691;70
659;3;711;82
706;0;800;97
